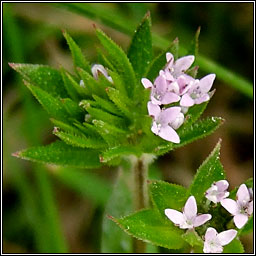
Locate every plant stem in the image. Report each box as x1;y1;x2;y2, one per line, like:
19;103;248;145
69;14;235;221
130;154;155;253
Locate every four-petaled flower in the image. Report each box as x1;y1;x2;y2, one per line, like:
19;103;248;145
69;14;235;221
147;102;182;143
203;227;237;253
142;75;180;105
180;74;216;107
205;180;230;204
165;196;212;229
221;184;253;228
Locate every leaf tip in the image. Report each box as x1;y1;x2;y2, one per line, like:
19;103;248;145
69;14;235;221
12;151;21;158
99;155;105;163
92;23;97;30
53;126;60;134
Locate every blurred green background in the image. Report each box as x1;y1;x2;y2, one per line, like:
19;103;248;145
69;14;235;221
3;3;253;253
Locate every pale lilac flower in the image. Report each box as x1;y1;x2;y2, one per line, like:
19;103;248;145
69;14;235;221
163;52;195;79
203;227;237;253
221;184;253;229
205;180;230;204
165;196;212;229
80;80;85;88
180;74;216;107
147;102;182;143
91;64;113;83
142;75;180;105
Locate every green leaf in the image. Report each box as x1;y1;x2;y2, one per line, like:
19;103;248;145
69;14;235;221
24;81;68;121
13;140;101;169
127;12;152;79
63;31;91;73
50;118;81;134
106;87;131;118
96;28;136;98
92;94;121;116
113;209;185;250
101;168;133;253
54;167;112;206
145;38;179;81
222;238;244;253
155;117;224;156
188;139;226;203
53;129;106;149
186;65;199;78
149;180;188;218
186;26;201;58
60;98;84;121
101;146;141;163
181;230;204;247
60;68;88;98
238;214;253;236
9;63;68;98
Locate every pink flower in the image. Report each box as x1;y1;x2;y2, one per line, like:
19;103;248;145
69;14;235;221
203;227;237;253
91;64;113;83
142;75;180;105
147;102;182;143
205;180;230;204
165;196;212;229
221;184;253;229
180;74;216;107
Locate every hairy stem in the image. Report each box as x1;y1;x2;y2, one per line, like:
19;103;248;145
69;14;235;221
130;154;155;253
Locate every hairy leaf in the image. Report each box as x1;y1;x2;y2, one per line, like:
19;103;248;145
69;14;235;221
9;63;68;98
13;141;101;168
128;12;152;79
63;31;91;73
188;140;226;203
96;28;136;98
181;230;204;247
113;209;185;249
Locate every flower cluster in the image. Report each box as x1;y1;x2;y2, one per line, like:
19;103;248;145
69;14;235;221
142;53;216;143
165;181;253;253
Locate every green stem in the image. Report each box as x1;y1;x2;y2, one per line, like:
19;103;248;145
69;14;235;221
130;154;155;253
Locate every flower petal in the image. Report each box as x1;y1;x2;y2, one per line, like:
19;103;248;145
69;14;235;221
237;184;250;205
158;125;180;143
199;74;216;93
194;94;210;104
234;214;248;229
217;229;237;246
160;107;181;125
91;64;109;79
215;180;229;192
184;196;197;219
194;214;212;227
141;78;153;89
180;93;195;107
147;102;161;118
164;209;184;225
154;75;167;93
205;227;218;241
220;199;239;215
166;52;174;62
161;92;180;104
247;201;253;215
173;55;195;76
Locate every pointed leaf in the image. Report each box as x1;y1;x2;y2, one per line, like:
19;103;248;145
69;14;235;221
186;27;200;59
149;180;188;218
145;38;179;81
50;118;83;134
188;140;226;203
63;31;91;73
222;238;244;253
128;12;152;79
155;117;224;155
25;81;68;121
13;141;101;168
9;63;68;98
113;209;185;250
60;98;84;121
96;28;136;98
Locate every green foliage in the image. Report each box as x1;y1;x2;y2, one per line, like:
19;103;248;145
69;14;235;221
128;12;152;79
9;63;68;98
114;209;185;249
186;26;201;59
222;238;244;253
188;139;225;203
63;31;91;73
14;141;102;169
96;28;136;98
181;230;204;247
